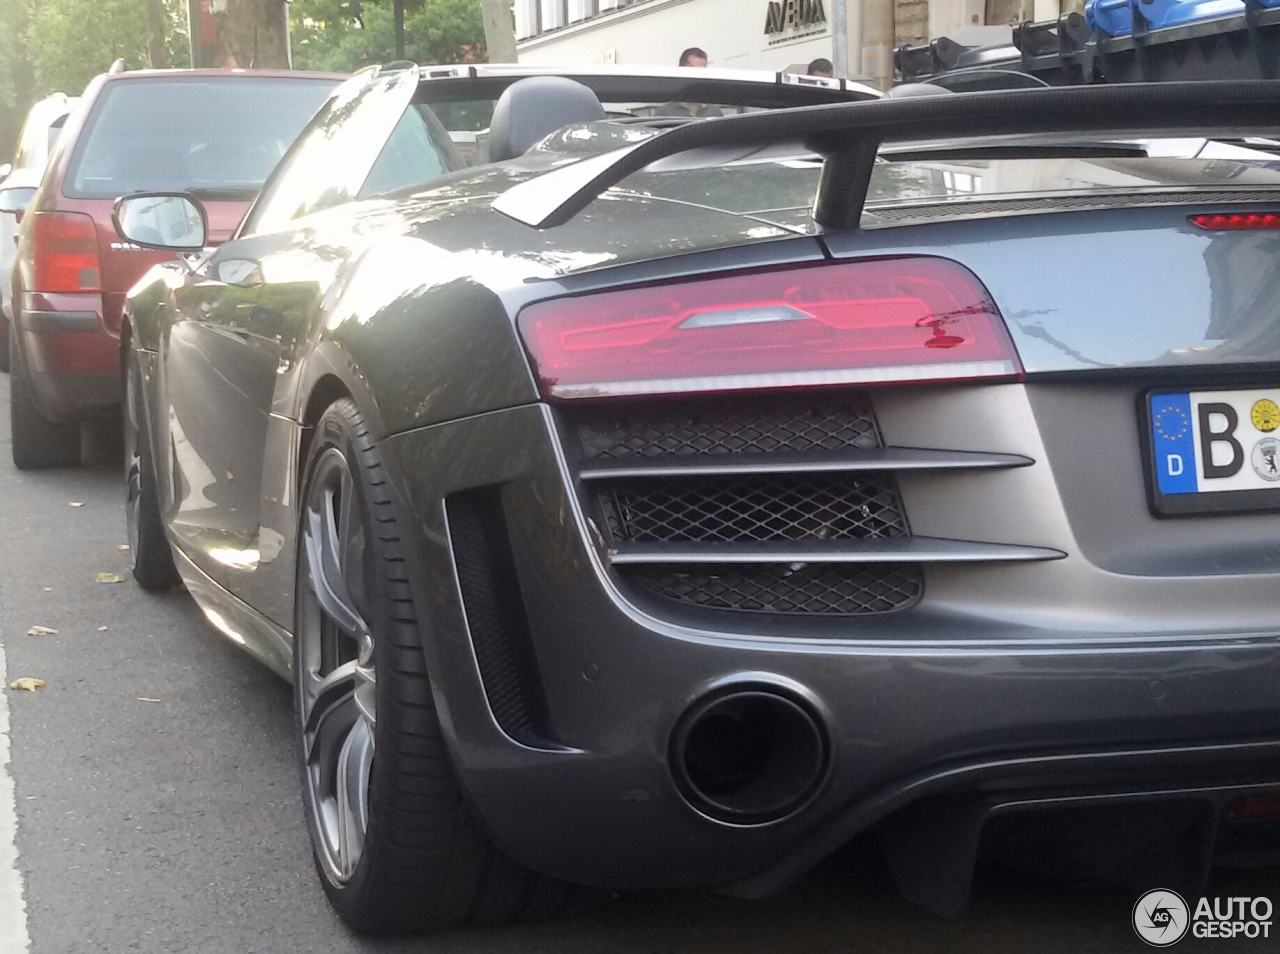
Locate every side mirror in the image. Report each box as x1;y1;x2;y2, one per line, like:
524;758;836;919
0;186;36;218
112;192;207;251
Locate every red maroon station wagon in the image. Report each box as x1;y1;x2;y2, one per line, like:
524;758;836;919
2;69;341;469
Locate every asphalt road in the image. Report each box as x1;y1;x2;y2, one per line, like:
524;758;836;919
0;385;1278;954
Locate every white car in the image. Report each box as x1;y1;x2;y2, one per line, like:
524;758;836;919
0;92;78;371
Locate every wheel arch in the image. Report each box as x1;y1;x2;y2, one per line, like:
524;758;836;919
297;372;353;495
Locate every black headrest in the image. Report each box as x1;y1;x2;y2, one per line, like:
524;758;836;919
488;76;606;162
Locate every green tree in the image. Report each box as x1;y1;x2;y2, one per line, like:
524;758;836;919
0;0;38;158
29;0;148;92
0;0;188;159
291;0;485;72
28;0;188;95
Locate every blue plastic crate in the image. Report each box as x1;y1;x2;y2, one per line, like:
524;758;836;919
1086;0;1252;37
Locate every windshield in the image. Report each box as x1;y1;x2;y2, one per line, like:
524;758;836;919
66;77;337;200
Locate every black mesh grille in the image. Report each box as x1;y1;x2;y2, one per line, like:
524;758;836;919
447;487;556;748
628;563;922;615
576;395;920;618
599;473;907;543
577;395;881;459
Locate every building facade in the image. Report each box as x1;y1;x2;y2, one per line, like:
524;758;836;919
514;0;1070;77
515;0;848;75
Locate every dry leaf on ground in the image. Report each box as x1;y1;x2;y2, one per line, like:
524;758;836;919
68;502;84;508
136;697;161;704
25;625;56;636
96;626;107;632
95;572;125;584
117;544;129;551
9;678;45;691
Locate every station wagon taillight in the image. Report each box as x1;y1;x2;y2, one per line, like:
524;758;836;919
517;258;1021;399
33;212;102;293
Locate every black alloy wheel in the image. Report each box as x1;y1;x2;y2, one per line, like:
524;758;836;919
294;398;579;933
123;339;181;590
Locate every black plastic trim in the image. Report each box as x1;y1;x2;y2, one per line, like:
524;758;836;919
446;486;559;749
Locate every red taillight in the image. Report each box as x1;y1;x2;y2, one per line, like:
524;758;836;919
1189;212;1280;231
33;212;102;293
517;258;1021;399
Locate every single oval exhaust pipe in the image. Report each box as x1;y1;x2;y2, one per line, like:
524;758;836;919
670;687;829;825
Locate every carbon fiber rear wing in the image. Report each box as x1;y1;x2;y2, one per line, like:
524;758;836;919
491;81;1280;231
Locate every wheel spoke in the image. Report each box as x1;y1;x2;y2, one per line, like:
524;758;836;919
353;665;376;726
302;660;358;739
304;501;369;643
297;444;379;886
334;717;374;876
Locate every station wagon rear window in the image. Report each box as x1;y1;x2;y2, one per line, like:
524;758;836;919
65;77;336;200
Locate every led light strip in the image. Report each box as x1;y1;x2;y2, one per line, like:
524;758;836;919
547;359;1021;399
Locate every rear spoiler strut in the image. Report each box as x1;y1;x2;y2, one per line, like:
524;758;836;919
492;80;1280;231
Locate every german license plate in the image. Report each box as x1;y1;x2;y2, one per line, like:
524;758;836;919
1148;388;1280;515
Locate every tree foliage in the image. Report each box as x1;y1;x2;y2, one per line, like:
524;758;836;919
0;0;188;157
291;0;485;72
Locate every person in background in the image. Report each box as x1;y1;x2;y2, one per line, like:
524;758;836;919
807;57;834;77
659;47;723;117
679;47;710;68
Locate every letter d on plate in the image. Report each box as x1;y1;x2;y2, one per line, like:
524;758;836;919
1151;393;1198;495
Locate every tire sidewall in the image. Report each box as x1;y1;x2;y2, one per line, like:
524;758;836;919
293;400;388;916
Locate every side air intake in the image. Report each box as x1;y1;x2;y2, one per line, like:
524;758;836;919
446;486;557;748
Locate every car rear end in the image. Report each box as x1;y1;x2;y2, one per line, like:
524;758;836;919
9;69;339;467
0;92;78;371
381;121;1280;909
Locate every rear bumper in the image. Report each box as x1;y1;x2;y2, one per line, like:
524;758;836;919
379;400;1280;891
16;292;120;420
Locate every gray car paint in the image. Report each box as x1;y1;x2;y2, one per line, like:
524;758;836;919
122;68;1280;893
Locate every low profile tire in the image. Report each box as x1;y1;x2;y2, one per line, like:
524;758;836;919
124;342;180;590
295;398;577;934
9;322;79;469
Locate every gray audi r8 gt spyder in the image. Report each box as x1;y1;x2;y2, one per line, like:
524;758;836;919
118;66;1280;932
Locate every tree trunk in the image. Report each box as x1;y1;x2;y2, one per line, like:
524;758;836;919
213;0;291;69
480;0;518;62
394;0;405;58
146;0;169;68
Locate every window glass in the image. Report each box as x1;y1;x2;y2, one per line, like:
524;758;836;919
246;70;418;235
358;106;451;199
66;78;336;199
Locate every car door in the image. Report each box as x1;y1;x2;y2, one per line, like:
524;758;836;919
158;237;280;586
174;68;422;627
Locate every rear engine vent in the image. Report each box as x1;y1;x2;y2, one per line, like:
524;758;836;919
579;395;881;459
629;563;922;615
446;487;556;748
599;473;907;543
574;395;923;618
